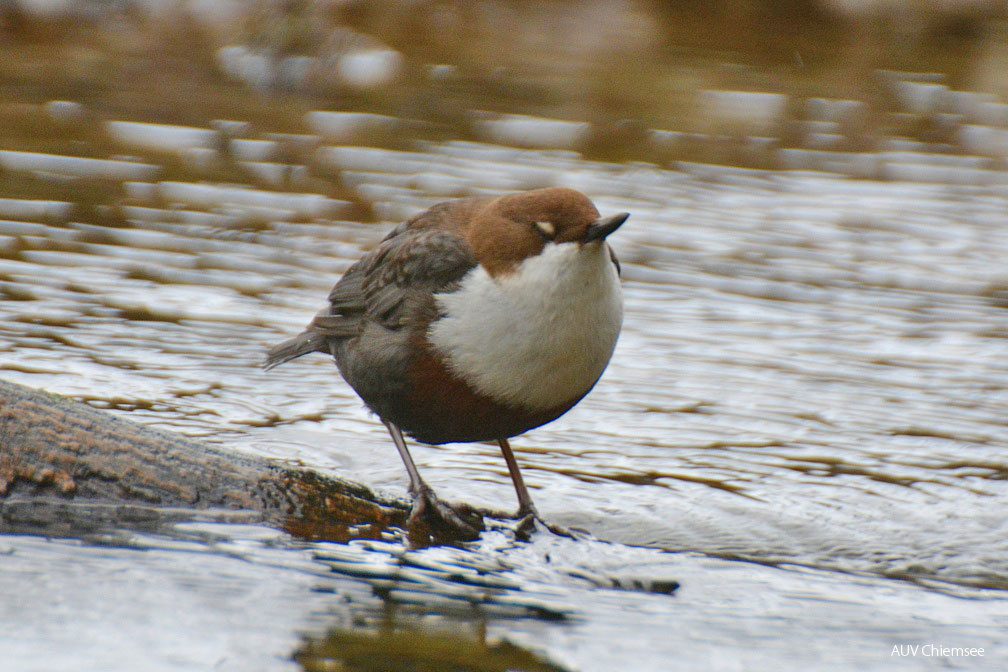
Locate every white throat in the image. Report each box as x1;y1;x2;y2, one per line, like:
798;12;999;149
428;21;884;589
428;241;623;411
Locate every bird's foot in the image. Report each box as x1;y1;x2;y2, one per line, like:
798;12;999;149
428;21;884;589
409;485;483;541
511;507;585;541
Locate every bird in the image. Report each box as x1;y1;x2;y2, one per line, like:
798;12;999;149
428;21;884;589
264;187;628;538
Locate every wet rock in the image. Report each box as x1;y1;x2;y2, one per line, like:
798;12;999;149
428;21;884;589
45;100;85;126
0;199;73;223
471;113;591;150
105;121;220;154
335;48;403;89
305;111;401;143
229;138;280;162
701;90;789;134
0;150;159;181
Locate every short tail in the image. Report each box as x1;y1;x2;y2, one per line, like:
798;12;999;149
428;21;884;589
263;331;326;370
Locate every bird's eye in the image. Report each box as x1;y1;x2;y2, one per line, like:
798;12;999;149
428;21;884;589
533;221;555;238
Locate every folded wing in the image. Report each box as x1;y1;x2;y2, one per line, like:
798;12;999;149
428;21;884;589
264;227;478;369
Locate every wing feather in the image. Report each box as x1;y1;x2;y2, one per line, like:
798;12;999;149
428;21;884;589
265;206;481;369
277;229;477;349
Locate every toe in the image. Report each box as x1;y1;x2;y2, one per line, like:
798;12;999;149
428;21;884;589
408;489;484;540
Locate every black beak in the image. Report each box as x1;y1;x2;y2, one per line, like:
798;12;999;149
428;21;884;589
583;212;629;243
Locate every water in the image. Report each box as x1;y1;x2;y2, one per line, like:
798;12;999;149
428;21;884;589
3;145;1007;670
3;519;1005;672
2;2;1008;670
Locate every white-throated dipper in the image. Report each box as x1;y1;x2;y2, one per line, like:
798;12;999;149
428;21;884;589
265;187;628;537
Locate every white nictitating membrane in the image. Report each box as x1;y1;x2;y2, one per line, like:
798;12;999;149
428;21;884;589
535;220;556;237
428;241;623;410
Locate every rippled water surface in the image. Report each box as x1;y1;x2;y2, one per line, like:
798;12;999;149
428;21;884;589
3;2;1008;670
4;144;1007;670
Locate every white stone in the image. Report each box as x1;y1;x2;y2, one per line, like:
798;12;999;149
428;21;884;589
893;81;947;115
0;150;159;181
337;49;403;89
305;111;400;141
701;90;788;129
46;100;85;124
230;139;279;162
157;181;349;219
958;125;1008;157
0;198;73;222
106;120;219;153
472;113;591;150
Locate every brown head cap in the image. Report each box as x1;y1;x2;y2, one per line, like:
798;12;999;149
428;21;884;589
465;187;616;276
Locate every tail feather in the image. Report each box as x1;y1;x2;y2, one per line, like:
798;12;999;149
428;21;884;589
263;331;326;370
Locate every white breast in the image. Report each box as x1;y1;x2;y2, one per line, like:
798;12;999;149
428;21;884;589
427;241;623;411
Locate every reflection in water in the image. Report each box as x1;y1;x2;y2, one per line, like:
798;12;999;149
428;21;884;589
3;2;1008;670
297;626;569;672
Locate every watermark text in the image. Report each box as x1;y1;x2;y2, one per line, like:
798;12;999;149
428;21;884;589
892;645;984;658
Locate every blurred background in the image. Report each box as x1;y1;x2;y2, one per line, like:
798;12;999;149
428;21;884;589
2;0;1008;178
2;2;1008;672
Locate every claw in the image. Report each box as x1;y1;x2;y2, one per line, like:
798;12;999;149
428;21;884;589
509;509;583;541
409;484;483;541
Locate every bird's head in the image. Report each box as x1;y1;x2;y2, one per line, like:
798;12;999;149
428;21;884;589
466;187;629;276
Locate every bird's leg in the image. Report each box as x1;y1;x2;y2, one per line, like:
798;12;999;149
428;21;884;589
383;420;482;539
497;437;538;518
497;438;575;538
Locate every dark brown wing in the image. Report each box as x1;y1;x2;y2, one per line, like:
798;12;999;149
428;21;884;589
355;228;478;327
264;226;477;369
